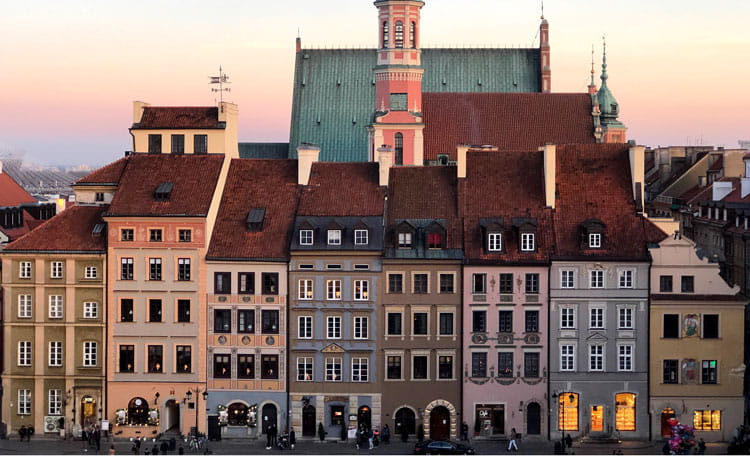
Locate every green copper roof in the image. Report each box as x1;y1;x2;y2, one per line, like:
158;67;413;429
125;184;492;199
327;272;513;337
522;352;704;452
238;142;289;159
289;47;541;162
596;40;620;126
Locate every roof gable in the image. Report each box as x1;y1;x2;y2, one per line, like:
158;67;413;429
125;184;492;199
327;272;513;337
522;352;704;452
134;107;222;129
75;156;129;185
0;170;37;207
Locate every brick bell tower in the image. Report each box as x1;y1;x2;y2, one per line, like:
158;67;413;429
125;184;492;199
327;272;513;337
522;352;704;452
370;0;425;166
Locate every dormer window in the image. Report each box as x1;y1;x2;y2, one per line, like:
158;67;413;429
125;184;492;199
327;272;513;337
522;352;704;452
589;233;602;249
488;233;502;251
354;229;368;245
154;182;173;201
327;230;341;245
581;219;606;250
300;230;313;245
246;208;265;232
398;232;412;248
521;233;535;252
427;232;443;249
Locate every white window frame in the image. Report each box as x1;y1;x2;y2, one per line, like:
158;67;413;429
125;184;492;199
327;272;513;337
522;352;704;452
618;306;634;329
299;229;313;245
325;357;342;381
18;294;32;318
561;269;576;289
326;280;341;300
411;353;430;380
560;344;576;371
48;295;63;319
18;389;31;415
353;316;369;339
84;266;98;279
298;316;313;339
327;229;341;245
618;269;634;289
19;261;32;279
49;341;63;367
297;357;313;381
588;343;604;371
589;233;601;248
298;279;313;300
520;232;535;251
51;261;64;279
352;357;369;382
18;341;32;366
560;307;576;329
83;341;98;367
48;389;63;415
354;280;369;301
398;232;412;248
327;316;341;339
354;229;368;245
618;343;634;372
589;307;604;329
590;270;604;288
83;302;98;319
437;352;455;380
488;232;502;251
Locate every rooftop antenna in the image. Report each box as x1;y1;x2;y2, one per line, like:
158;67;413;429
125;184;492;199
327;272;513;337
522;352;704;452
209;65;231;104
541;0;544;19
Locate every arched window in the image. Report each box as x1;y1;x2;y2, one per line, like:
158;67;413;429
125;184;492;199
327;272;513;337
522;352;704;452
410;22;416;48
128;397;149;425
228;402;249;426
382;22;389;48
395;407;416;435
394;133;403;166
394;21;404;48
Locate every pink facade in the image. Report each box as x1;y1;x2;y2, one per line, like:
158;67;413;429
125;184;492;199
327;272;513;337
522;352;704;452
462;266;548;439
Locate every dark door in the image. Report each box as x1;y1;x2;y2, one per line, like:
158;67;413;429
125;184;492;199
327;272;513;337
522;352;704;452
526;402;541;435
429;406;450;441
358;405;372;431
262;404;277;434
395;407;416;435
492;408;505;434
302;405;316;437
661;408;675;438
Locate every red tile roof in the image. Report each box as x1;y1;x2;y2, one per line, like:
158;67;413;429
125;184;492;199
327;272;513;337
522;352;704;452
422;93;595;161
4;205;107;252
106;154;224;217
387;166;462;249
207;159;300;260
297;162;384;216
553;143;649;260
135;106;222;129
643;218;670;243
75;156;129;185
0;170;37;207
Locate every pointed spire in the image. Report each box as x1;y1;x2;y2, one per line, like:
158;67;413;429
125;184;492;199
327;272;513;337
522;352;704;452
541;0;544;20
600;36;608;84
590;44;595;87
596;35;620;124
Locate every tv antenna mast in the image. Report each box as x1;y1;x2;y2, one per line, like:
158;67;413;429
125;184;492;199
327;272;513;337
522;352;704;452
209;66;231;104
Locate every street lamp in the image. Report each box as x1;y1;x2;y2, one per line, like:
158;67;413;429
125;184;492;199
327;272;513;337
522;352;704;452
552;392;575;453
184;389;208;437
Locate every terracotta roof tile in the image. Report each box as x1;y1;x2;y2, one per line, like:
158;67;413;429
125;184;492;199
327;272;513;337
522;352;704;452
207;159;300;260
0;170;37;207
643;218;670;243
106;154;224;217
135;106;222;129
75;156;129;185
422;93;595;161
298;162;384;216
4;205;107;252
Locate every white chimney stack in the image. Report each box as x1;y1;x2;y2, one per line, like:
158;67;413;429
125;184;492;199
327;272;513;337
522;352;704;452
541;144;556;208
377;145;394;187
712;181;733;201
456;144;470;179
742;178;750;198
297;144;320;185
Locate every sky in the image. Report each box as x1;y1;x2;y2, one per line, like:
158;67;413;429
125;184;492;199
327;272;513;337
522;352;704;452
1;0;748;167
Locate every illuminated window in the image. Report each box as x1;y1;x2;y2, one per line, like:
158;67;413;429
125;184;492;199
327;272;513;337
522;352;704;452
394;21;404;48
557;393;578;431
326;280;341;300
615;393;636;431
693;410;721;430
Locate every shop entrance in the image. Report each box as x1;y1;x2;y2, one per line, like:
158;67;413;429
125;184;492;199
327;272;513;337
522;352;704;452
590;405;604;432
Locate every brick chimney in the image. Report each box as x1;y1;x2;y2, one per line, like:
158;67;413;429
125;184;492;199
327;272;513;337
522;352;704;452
297;144;320;185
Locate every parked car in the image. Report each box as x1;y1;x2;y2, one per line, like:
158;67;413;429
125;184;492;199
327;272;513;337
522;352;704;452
414;440;476;455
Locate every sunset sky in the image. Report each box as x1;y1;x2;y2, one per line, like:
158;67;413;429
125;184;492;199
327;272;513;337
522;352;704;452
1;0;748;166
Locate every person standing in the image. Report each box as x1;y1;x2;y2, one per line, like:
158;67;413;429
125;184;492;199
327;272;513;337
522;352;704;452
564;433;573;451
382;424;390;444
266;424;272;450
289;428;296;450
461;422;469;441
368;428;374;450
95;426;102;452
507;428;518;452
271;423;278;448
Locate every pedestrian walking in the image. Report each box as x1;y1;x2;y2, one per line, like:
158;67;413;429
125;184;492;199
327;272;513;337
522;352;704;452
507;427;518;452
564;433;573;450
271;423;278;447
95;426;102;452
289;428;296;450
368;428;374;450
698;438;706;454
19;425;26;442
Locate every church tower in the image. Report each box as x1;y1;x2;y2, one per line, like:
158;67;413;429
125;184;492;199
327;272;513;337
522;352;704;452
596;38;627;143
370;0;425;166
540;16;551;93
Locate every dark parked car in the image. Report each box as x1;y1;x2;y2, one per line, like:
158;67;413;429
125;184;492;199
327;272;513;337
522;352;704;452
414;440;476;455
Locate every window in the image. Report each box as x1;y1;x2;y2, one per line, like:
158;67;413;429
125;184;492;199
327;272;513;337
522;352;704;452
387;355;402;379
18;389;31;415
51;261;63;279
148;258;162;281
177;299;190;323
121;258;134;280
558;393;579;431
327;229;341;245
471;352;487;377
497;352;513;377
18;295;32;318
48;389;63;415
299;229;313;245
394;20;404;48
413;274;428;293
618;307;633;329
327;316;341;339
524;352;540;377
472;273;486;294
214;272;231;294
488;232;502;251
701;360;717;384
618;344;633;371
298;316;312;339
326;280;341;300
438;356;453;379
427;231;443;249
237;309;254;333
261;355;279;379
178;229;191;242
261;310;279;334
19;261;32;279
18;341;32;366
525;273;539;294
395;132;404;164
238;272;254;294
525;310;539;332
590;270;604;288
412;355;427;379
681;276;695;293
561;270;575;288
297;357;313;381
439;274;454;293
499;273;513;294
214;309;231;333
177;258;191;281
703;314;719;338
659;275;673;292
618;269;633;288
120;299;134;322
325;357;342;381
615;393;636;431
213;354;230;378
663;359;678;384
589;344;604;371
387;313;402;335
83;341;98;367
354;229;368;245
398;232;412;248
589;307;604;329
354;264;369;270
560;307;576;329
117;345;134;373
589;233;601;248
352;358;369;382
409;21;416;47
520;232;535;251
354;280;369;300
148;134;162;154
390;93;407;111
176;346;192;373
194;134;208;154
560;345;575;371
331;405;345;425
49;341;63;367
148;299;162;322
439;313;454;335
663;314;680;338
413;312;428;335
693;410;721;430
498;310;513;333
48;295;63;319
149;229;162;242
84;266;98;279
171;134;185;154
382;21;389;47
388;274;403;293
238;354;255;379
83;302;98;319
354;316;368;339
121;229;134;242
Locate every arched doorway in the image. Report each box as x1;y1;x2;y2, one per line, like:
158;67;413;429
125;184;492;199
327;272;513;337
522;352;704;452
526;402;541;435
302;405;316;437
164;400;180;432
429;406;450;441
228;403;248;426
81;396;97;428
661;408;676;438
128;397;149;425
358;405;372;431
395;407;416;436
261;403;277;434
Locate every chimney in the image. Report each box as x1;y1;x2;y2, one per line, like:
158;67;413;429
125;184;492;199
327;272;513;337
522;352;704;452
0;160;3;175
744;155;750;177
457;144;470;178
297;144;320;185
742;178;750;198
712;181;733;201
377;145;394;186
218;102;239;158
132;101;150;124
541;144;556;208
629;145;645;203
